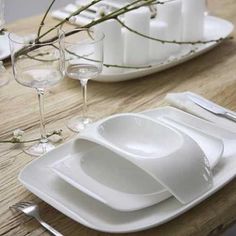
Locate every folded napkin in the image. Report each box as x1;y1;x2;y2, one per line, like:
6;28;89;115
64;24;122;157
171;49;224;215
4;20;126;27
165;92;236;133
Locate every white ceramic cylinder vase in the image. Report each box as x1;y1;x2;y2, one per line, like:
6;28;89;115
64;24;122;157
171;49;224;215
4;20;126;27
157;0;182;54
124;7;151;65
182;0;206;41
149;20;169;62
95;19;124;73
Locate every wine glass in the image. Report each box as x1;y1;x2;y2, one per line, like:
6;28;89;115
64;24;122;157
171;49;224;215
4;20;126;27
61;28;104;132
8;26;65;156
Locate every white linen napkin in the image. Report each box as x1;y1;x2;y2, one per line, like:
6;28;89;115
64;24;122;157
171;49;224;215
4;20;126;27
165;91;236;133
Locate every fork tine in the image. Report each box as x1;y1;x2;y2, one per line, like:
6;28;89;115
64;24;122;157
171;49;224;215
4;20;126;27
10;205;24;213
11;202;30;210
9;205;18;211
19;201;32;206
17;201;32;205
15;202;33;208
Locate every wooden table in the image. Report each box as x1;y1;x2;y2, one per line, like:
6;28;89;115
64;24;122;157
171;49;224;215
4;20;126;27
0;1;236;235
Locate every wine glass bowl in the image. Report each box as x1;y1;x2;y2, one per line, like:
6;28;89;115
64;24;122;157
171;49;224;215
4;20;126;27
8;26;64;156
61;28;104;132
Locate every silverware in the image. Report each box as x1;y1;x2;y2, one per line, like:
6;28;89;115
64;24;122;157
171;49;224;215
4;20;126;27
10;202;63;236
188;94;236;122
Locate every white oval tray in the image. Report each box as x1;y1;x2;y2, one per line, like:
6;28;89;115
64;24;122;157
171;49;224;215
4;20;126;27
95;16;234;82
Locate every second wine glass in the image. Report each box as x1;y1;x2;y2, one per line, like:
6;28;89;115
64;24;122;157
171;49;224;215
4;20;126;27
61;28;104;132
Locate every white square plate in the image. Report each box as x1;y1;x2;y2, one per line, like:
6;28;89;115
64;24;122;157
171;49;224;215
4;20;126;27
19;107;236;233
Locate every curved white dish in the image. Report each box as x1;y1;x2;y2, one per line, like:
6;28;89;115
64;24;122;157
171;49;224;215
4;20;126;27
95;16;234;82
79;113;213;204
142;107;225;168
52;140;170;212
51;109;223;212
143;106;236;158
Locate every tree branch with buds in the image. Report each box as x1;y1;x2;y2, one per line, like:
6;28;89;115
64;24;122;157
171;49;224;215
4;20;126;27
3;0;231;69
0;129;63;144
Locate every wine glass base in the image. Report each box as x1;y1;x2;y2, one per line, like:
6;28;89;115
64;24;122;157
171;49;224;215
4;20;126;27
67;116;93;133
0;76;10;87
24;141;55;157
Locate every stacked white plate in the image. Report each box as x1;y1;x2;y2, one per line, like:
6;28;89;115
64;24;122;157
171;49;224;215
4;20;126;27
19;106;236;233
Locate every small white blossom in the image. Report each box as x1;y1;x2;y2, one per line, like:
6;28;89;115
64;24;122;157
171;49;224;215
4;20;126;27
23;34;37;43
13;129;24;138
69;16;77;24
12;129;24;142
168;55;177;61
97;6;109;18
48;134;63;143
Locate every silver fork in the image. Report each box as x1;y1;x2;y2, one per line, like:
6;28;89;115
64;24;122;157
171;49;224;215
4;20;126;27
10;201;63;236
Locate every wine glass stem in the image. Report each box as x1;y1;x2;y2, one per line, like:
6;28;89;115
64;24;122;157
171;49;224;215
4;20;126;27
80;79;88;118
37;88;47;143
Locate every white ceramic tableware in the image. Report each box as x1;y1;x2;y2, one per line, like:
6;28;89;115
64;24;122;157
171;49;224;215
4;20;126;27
52;108;224;212
52;114;223;211
52;139;170;212
143;106;236;158
78;113;213;204
19;131;236;233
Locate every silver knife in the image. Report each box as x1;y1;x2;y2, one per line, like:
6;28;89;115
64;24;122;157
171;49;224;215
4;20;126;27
188;93;236;122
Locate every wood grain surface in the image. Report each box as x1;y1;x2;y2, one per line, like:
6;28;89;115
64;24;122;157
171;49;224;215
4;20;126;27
0;0;236;235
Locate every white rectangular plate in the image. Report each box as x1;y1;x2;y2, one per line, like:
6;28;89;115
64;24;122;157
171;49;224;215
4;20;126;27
19;107;236;233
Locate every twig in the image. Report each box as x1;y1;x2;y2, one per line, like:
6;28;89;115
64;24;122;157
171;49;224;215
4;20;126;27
116;18;224;45
37;0;56;38
0;130;63;144
65;48;152;69
37;0;103;41
5;0;229;67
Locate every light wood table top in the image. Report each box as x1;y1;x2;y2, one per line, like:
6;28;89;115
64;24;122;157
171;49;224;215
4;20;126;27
1;1;236;235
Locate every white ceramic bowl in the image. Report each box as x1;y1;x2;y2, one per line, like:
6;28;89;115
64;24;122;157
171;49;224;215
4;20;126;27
79;113;213;204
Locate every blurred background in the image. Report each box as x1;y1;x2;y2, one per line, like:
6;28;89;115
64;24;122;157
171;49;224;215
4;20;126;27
5;0;68;23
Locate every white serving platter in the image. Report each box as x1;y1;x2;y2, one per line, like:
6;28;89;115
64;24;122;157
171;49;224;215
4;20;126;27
19;107;236;233
95;16;234;82
0;32;11;60
0;32;25;60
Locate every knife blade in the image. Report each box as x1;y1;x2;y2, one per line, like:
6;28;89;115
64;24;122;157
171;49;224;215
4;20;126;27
188;93;236;122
